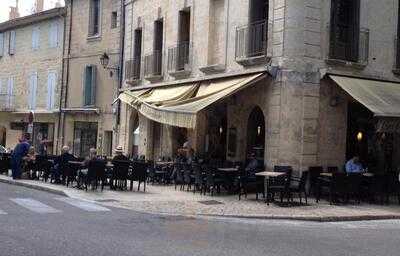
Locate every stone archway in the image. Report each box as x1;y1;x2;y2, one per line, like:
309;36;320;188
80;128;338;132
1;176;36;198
246;106;265;159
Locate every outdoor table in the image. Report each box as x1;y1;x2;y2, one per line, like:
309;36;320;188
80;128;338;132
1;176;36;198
255;171;287;204
217;167;239;172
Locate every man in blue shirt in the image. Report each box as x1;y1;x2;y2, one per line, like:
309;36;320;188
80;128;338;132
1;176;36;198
11;134;30;179
345;156;364;173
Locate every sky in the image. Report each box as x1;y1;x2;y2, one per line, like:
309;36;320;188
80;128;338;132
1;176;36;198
0;0;65;23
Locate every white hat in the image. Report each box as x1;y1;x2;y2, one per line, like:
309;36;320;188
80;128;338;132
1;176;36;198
115;145;124;152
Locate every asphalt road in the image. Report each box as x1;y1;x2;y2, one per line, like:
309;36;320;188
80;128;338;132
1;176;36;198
0;183;400;256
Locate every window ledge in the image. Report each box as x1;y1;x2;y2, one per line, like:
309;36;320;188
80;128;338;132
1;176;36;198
235;55;270;66
144;74;163;83
168;68;191;79
392;68;400;75
325;58;367;70
126;79;141;87
87;35;102;42
199;64;226;74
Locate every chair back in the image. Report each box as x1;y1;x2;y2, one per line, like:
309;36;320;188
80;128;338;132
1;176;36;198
113;160;131;180
346;173;362;193
192;163;203;185
299;171;309;190
131;161;148;182
331;172;347;193
88;159;106;179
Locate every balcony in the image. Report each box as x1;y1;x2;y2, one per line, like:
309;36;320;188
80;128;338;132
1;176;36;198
144;50;163;82
125;59;141;84
167;41;192;78
235;20;268;66
0;94;15;111
326;27;369;69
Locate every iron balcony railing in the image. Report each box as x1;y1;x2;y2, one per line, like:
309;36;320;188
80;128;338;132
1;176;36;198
167;41;192;72
328;26;369;65
0;94;15;111
125;58;141;80
235;20;268;60
144;50;163;78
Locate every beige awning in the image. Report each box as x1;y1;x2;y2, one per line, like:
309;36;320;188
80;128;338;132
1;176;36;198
330;75;400;117
120;73;266;128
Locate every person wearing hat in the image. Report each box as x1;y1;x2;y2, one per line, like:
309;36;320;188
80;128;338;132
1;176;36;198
55;145;77;184
112;146;128;162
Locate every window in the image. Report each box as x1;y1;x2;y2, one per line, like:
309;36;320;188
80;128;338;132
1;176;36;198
329;0;360;62
132;28;142;79
88;0;101;36
83;65;96;106
249;0;268;23
28;72;38;110
49;21;59;48
111;11;118;29
47;71;57;110
0;33;4;57
32;26;40;50
9;30;16;55
73;122;98;157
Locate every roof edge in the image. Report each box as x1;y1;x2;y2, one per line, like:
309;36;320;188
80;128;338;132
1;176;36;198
0;7;66;32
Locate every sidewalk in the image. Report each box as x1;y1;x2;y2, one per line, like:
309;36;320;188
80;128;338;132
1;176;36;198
1;174;400;222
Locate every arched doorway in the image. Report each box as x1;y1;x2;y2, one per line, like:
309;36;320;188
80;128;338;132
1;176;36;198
128;111;139;157
246;106;265;160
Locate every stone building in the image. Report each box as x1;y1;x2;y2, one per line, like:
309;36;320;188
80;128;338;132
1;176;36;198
0;7;66;154
60;0;122;157
118;0;400;172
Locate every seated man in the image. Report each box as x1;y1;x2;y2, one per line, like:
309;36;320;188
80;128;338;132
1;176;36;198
245;153;260;176
112;146;128;162
345;156;364;173
55;146;77;183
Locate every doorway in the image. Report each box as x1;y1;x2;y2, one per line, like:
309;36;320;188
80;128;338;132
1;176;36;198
246;106;265;160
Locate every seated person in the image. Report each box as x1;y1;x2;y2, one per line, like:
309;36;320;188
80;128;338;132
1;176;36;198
112;146;128;162
245;153;260;176
55;146;77;183
23;146;37;179
345;156;364;173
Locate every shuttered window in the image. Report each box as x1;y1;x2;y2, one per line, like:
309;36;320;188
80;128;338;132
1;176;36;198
49;21;59;48
32;26;40;50
88;0;101;36
83;65;96;106
7;77;14;108
28;73;38;110
0;33;4;57
9;30;16;55
47;71;57;110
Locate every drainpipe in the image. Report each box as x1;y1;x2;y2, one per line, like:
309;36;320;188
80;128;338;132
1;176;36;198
56;8;67;154
115;0;125;147
223;0;230;68
60;0;74;149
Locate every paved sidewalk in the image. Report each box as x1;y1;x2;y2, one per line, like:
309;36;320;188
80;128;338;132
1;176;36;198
1;174;400;221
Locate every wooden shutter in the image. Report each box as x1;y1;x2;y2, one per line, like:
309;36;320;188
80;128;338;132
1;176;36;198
32;27;40;50
9;30;16;55
28;73;37;110
7;77;14;108
84;66;96;106
0;33;4;57
49;22;59;47
47;72;57;110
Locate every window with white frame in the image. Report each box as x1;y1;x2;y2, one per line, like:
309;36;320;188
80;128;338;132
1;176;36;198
9;30;16;55
28;72;38;110
0;33;4;57
83;65;96;106
6;77;14;108
47;71;57;110
88;0;101;36
32;26;40;50
49;21;59;48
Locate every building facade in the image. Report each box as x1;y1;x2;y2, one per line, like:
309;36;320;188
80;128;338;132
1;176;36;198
119;0;400;172
60;0;122;157
0;8;66;154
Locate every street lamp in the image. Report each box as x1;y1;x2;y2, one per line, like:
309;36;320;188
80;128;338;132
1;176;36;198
99;52;120;77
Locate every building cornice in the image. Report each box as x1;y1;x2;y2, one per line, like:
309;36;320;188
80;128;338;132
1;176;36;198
0;7;66;32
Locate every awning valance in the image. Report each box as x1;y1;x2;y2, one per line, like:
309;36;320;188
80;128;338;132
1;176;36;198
330;75;400;117
119;73;266;128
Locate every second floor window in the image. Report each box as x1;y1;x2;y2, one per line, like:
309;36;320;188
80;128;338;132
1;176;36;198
84;65;96;106
329;0;360;62
49;21;60;48
9;30;16;55
88;0;101;36
47;71;57;110
28;72;38;110
32;27;40;50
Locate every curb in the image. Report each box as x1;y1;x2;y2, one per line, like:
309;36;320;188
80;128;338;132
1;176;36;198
0;177;68;197
198;214;400;222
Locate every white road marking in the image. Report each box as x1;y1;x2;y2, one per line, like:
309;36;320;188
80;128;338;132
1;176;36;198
10;198;61;214
55;198;111;212
0;209;7;215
